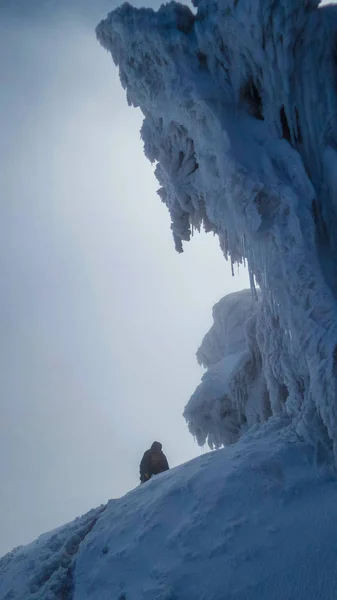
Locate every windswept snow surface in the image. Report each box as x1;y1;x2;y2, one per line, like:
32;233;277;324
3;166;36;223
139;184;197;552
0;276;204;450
2;424;337;600
0;505;105;600
184;289;272;448
97;0;337;453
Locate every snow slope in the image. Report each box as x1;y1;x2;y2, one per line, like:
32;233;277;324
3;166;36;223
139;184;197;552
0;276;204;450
0;505;105;600
2;423;337;600
96;0;337;455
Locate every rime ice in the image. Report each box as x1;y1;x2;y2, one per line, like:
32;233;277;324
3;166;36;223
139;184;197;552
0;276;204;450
97;0;337;453
184;289;272;448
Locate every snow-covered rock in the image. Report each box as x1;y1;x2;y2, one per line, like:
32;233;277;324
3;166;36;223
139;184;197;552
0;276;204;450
184;289;272;448
96;0;337;454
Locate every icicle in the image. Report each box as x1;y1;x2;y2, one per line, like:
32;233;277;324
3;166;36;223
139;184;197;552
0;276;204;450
97;0;337;452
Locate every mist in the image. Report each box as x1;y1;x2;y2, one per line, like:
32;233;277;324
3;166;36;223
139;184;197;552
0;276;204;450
0;3;249;556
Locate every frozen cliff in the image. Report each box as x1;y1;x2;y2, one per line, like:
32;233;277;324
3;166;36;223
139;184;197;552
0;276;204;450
97;0;337;454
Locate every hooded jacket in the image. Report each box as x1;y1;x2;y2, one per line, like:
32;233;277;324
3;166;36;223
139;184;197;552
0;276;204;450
139;441;169;482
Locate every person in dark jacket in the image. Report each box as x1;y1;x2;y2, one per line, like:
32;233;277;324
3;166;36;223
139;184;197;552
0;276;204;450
140;441;169;483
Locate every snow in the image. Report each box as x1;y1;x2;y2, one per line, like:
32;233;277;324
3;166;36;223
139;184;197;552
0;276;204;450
2;423;337;600
74;425;337;600
184;289;271;448
4;0;337;597
0;506;105;600
96;0;337;455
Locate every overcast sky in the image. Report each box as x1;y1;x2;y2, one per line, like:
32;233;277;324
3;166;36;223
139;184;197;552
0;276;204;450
0;1;249;556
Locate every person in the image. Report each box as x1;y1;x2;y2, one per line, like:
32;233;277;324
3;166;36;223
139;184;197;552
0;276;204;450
139;441;169;483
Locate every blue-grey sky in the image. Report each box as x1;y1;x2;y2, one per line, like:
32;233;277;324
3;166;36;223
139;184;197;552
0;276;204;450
0;1;249;556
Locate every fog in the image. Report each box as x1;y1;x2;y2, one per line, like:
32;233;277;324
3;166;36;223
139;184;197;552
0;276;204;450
0;2;249;556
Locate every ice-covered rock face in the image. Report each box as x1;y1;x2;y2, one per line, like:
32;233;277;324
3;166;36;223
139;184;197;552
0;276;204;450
184;289;272;448
97;0;337;453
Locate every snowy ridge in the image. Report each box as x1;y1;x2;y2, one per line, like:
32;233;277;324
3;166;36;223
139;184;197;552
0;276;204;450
3;423;337;599
184;289;271;448
0;505;105;600
97;0;337;452
72;424;337;600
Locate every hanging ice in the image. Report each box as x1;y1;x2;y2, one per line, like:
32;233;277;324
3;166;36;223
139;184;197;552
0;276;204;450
97;0;337;453
183;289;273;449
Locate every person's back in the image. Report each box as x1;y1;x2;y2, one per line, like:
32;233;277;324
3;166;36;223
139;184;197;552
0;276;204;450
139;441;169;483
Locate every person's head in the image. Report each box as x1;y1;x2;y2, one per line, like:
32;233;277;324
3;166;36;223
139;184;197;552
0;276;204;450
151;441;162;451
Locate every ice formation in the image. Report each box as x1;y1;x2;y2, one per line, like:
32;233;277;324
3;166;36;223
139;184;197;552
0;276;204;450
97;0;337;453
184;289;272;448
